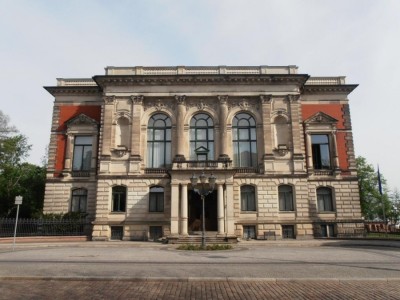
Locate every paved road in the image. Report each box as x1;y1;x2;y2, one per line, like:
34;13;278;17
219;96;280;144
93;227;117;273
1;240;400;299
1;242;400;279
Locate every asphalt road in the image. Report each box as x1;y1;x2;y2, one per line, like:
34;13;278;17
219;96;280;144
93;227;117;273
1;241;400;280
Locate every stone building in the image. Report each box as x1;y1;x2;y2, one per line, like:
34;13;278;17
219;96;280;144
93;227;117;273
43;65;363;241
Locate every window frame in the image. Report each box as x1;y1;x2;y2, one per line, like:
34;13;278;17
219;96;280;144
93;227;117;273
112;185;127;213
147;113;172;168
232;113;258;167
149;186;164;213
71;188;88;213
240;185;257;212
279;185;294;212
317;187;335;212
311;134;332;170
72;135;93;171
190;113;214;161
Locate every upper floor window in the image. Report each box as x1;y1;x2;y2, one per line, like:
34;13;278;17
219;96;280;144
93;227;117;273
149;186;164;212
233;113;257;167
311;135;331;169
112;186;126;212
147;114;171;168
71;188;87;212
241;185;256;212
279;185;294;211
72;136;92;171
190;113;214;160
317;187;334;212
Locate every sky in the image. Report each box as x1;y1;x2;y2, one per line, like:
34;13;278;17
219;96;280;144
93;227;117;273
0;0;399;191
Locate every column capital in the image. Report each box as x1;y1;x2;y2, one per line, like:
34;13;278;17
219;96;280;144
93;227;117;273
260;94;272;104
175;95;186;105
287;94;300;103
130;95;144;105
104;95;115;104
218;95;228;105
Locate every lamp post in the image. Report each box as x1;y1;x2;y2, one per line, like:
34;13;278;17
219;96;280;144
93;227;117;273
190;172;216;249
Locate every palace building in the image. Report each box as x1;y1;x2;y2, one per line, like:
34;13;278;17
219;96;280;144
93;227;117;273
43;65;363;241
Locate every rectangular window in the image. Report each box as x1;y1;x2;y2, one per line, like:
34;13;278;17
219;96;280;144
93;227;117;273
110;226;123;240
72;136;92;171
241;186;256;212
112;186;126;212
311;134;331;169
279;186;294;211
243;225;256;239
282;225;295;239
149;188;164;212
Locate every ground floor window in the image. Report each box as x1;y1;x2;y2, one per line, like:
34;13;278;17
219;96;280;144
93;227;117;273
320;224;335;237
282;225;295;239
149;226;163;241
243;225;256;239
110;226;123;240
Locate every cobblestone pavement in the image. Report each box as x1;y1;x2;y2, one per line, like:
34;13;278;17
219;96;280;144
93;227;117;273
1;279;400;300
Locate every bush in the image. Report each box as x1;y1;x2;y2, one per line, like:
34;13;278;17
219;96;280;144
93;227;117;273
177;244;232;251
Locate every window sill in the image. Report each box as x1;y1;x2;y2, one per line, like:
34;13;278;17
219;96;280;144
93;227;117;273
110;211;126;214
148;211;164;214
240;211;257;214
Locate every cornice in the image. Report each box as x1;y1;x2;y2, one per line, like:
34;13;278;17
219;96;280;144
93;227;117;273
303;84;358;95
44;86;101;96
93;74;310;88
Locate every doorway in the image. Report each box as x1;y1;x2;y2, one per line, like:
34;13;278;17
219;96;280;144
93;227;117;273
188;189;218;232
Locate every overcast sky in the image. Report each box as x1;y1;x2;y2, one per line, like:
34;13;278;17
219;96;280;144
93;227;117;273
1;0;399;191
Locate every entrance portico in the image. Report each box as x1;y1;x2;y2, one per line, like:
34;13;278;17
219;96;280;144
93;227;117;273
170;180;235;237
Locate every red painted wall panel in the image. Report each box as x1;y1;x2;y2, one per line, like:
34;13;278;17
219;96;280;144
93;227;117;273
53;105;101;175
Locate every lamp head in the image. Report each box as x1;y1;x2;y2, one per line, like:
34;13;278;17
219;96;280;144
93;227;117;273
208;174;216;189
199;172;207;184
190;174;198;186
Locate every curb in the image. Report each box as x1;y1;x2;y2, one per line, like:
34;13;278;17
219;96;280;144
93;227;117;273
1;276;400;282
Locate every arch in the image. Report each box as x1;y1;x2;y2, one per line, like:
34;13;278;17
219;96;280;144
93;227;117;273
226;107;262;127
189;113;215;160
146;113;172;168
232;112;258;167
140;107;176;127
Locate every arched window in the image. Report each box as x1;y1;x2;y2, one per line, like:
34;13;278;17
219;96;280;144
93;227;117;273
71;188;87;212
233;113;257;167
317;187;334;212
115;117;130;148
279;185;294;211
112;186;126;212
149;186;164;212
241;185;256;211
147;114;171;168
190;113;214;160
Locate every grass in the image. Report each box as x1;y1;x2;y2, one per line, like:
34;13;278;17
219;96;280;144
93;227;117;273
366;232;400;239
177;244;233;251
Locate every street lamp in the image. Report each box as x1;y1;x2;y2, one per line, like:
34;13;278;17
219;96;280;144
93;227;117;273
190;172;216;248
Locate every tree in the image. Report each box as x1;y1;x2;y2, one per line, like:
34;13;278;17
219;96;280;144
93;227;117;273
356;156;391;220
390;188;400;223
0;110;45;218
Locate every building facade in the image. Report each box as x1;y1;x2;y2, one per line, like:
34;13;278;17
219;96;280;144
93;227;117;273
43;65;363;241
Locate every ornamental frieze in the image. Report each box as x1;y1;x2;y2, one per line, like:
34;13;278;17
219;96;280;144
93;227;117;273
228;98;259;111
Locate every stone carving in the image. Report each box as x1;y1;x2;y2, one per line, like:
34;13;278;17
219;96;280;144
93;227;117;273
175;95;186;105
104;96;115;104
287;94;300;103
304;111;338;124
131;95;144;105
66;113;98;127
260;95;272;104
197;100;207;111
154;99;165;111
218;95;228;105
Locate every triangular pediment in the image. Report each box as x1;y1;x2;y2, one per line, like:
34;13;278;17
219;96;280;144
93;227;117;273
66;113;98;127
304;112;338;124
194;146;209;154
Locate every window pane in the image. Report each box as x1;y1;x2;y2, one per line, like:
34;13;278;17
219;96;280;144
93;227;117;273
82;147;92;170
154;129;164;141
165;142;171;165
196;129;207;140
312;135;328;144
72;146;83;170
320;144;331;168
238;129;249;140
75;136;92;145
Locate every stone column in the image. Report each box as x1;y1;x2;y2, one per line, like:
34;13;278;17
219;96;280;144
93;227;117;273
170;183;180;235
218;95;229;160
175;95;186;161
181;184;188;235
130;95;143;161
217;183;225;234
225;183;235;235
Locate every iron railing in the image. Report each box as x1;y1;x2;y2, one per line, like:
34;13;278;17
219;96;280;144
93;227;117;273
0;218;90;237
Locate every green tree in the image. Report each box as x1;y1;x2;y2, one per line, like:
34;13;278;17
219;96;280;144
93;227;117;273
390;188;400;223
356;156;391;220
0;110;46;218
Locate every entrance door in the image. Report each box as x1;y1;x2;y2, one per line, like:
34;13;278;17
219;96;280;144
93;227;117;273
188;190;218;232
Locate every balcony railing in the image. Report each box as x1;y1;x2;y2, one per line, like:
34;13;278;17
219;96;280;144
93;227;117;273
174;160;232;170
